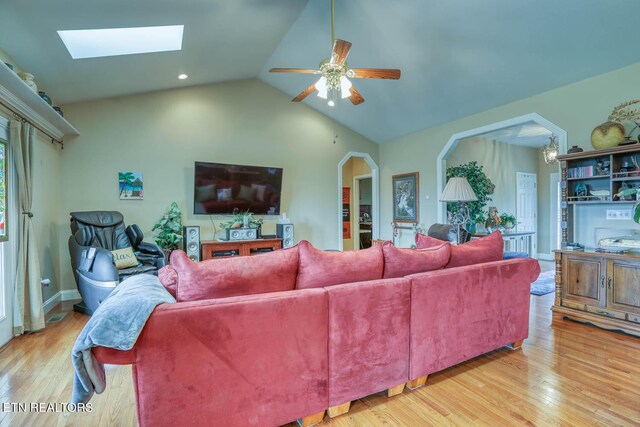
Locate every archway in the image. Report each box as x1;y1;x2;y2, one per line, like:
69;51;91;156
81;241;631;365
436;113;567;223
337;152;380;251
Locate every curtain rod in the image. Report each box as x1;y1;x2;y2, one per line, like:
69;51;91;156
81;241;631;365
0;99;64;149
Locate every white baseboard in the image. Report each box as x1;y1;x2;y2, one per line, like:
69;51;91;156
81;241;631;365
43;290;81;314
61;290;81;301
537;253;554;261
42;292;61;314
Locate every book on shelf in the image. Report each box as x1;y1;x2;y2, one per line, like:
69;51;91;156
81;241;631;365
564;243;584;251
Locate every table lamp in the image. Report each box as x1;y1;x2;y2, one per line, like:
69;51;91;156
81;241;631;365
440;177;478;244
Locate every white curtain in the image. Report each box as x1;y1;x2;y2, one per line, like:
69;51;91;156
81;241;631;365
10;120;44;334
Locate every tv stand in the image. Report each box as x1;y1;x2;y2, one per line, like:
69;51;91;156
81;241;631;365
200;238;283;260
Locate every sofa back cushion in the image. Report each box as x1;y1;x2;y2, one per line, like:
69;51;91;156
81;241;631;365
170;246;299;301
158;265;178;297
381;241;451;278
296;240;384;289
416;231;504;268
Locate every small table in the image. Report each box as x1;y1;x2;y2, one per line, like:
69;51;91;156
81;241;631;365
471;231;536;258
200;238;283;260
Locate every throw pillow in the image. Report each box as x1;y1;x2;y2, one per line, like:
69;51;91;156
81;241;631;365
217;188;233;201
237;185;254;201
195;183;216;202
415;233;447;249
252;183;267;202
170;246;300;302
296;240;384;289
381;241;451;278
111;247;139;269
416;231;504;268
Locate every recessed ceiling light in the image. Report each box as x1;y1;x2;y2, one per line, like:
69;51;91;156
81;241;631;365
178;74;188;80
58;25;184;59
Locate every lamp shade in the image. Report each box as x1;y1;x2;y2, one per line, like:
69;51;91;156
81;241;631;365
440;177;478;202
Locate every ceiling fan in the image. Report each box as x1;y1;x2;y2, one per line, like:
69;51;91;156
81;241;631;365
269;0;401;106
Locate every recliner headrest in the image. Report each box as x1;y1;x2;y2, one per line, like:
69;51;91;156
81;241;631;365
70;211;124;228
74;227;96;246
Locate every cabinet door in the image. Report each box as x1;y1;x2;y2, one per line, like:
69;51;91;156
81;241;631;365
562;255;605;307
607;258;640;315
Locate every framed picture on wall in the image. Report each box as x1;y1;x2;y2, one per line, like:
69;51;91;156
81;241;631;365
119;171;144;200
0;140;7;241
392;172;419;223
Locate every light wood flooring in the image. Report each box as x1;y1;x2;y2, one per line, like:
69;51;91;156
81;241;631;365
2;266;640;426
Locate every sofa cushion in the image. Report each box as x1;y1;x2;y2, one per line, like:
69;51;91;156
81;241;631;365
416;231;504;268
170;246;299;301
296;240;384;289
381;241;451;278
111;247;138;269
158;265;178;297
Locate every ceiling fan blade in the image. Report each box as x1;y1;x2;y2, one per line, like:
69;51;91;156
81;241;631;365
330;39;352;65
269;68;321;74
349;86;365;105
292;84;317;102
350;68;401;80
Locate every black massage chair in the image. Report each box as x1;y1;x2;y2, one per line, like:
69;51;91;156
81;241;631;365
69;211;166;315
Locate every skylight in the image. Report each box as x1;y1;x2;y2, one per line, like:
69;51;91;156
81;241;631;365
58;25;184;59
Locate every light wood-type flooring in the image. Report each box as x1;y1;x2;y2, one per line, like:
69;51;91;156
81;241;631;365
2;262;640;426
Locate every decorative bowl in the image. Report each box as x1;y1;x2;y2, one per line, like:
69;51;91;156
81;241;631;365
590;190;610;201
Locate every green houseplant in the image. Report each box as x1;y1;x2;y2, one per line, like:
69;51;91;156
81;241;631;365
152;202;183;259
446;161;496;231
499;213;517;230
617;188;640;223
220;211;263;236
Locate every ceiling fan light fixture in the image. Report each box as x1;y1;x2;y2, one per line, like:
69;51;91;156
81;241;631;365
316;76;328;99
340;76;352;98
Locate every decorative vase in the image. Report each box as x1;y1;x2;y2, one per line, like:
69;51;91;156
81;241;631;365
567;145;584;154
52;106;64;116
591;122;625;150
17;72;37;92
38;91;52;105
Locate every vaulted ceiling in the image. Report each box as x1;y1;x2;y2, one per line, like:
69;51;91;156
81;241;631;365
2;0;640;143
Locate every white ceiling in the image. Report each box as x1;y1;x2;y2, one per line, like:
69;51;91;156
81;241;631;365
2;0;640;143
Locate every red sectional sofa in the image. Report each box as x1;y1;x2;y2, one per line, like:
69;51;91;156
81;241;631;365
94;232;540;427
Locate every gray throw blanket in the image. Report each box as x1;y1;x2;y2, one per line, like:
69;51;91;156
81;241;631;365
71;274;175;404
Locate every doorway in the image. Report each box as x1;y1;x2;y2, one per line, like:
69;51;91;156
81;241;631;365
337;152;379;251
353;175;373;249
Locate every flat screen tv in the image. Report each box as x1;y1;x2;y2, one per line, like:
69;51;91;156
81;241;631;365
194;161;283;215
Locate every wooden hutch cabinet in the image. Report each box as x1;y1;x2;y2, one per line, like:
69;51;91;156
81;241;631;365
553;145;640;336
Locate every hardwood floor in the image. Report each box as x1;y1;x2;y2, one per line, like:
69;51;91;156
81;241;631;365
2;279;640;426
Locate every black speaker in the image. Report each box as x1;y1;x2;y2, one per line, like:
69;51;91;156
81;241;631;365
183;226;200;262
276;224;294;248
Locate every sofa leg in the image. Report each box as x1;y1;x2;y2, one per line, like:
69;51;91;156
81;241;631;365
297;411;325;427
387;383;405;397
509;339;524;350
327;402;351;418
406;375;428;390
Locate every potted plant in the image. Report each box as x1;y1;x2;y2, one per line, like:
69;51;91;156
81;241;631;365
220;211;263;238
499;213;517;231
447;162;496;231
152;202;183;261
616;187;640;223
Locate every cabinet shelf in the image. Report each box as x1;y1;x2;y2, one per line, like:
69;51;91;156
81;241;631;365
567;175;610;181
0;62;79;140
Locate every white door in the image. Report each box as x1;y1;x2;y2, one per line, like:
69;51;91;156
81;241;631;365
516;172;537;254
0;121;12;346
